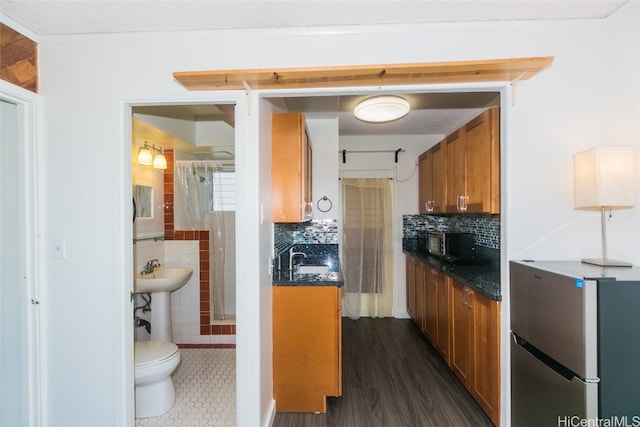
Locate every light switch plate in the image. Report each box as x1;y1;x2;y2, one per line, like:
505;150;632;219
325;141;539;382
52;239;66;259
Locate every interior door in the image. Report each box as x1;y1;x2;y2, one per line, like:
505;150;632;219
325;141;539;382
1;96;39;426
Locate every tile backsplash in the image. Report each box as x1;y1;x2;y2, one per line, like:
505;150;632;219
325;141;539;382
403;214;500;249
274;219;338;255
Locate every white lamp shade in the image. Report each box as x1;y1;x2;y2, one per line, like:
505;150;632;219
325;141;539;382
573;146;634;209
153;153;167;170
137;147;153;166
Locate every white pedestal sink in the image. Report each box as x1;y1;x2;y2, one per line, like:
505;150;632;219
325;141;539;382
134;267;193;342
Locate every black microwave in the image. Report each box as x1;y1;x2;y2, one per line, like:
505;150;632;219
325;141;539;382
426;231;476;260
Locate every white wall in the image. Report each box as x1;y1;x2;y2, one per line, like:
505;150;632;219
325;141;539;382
306;116;340;221
13;2;639;425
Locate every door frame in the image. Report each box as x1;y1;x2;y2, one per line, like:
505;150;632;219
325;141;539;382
0;80;42;426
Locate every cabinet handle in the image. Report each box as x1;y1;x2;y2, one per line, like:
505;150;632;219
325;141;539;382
458;195;468;212
426;201;434;212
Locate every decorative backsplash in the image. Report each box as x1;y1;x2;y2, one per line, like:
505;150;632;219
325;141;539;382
274;219;338;255
403;214;500;249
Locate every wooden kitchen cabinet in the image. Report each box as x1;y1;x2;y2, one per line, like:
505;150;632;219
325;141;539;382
272;112;313;222
273;285;342;412
418;141;446;214
450;277;501;426
445;108;500;214
406;256;416;319
418;152;430;214
434;268;450;365
415;261;426;332
423;266;437;342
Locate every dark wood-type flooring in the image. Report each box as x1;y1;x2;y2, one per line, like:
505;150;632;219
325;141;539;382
273;318;494;427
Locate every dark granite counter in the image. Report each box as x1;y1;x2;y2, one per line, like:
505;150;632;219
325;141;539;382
272;244;344;287
403;238;501;301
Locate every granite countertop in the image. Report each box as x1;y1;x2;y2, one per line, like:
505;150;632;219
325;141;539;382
403;238;501;301
272;243;344;287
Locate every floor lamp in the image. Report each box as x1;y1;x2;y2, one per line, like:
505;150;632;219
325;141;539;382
573;146;635;267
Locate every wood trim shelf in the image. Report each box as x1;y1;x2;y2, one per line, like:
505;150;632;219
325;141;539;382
173;56;553;91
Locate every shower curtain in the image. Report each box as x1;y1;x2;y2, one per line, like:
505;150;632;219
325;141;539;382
340;178;393;319
175;160;226;321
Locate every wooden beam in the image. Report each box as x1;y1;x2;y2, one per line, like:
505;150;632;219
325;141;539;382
0;23;38;93
173;56;553;91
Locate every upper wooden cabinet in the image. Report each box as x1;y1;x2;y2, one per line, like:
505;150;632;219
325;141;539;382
419;142;446;214
272;113;313;222
445;108;500;214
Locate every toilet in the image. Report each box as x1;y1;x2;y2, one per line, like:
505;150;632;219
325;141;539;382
134;340;181;418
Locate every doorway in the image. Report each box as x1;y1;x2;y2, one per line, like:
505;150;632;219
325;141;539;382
0;89;41;426
130;103;238;423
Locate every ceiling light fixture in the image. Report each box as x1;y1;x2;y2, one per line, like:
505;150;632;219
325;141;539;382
354;96;410;123
137;141;167;170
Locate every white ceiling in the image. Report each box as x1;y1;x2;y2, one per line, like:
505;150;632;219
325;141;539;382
2;1;627;138
0;1;627;36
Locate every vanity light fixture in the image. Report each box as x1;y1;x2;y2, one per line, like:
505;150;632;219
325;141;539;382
354;95;410;123
137;141;167;170
137;145;153;166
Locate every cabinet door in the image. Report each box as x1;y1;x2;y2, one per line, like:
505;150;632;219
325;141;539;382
469;290;501;426
424;266;437;342
465;108;499;214
418;152;431;214
415;261;425;332
405;256;416;320
445;130;466;213
303;128;313;220
450;278;471;384
273;286;341;412
435;270;450;365
430;142;446;213
272;113;310;222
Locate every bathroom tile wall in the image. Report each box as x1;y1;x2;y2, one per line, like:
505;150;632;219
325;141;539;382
164;150;235;341
403;214;501;249
133;149;235;344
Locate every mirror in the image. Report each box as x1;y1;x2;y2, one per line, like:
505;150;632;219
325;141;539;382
134;185;153;219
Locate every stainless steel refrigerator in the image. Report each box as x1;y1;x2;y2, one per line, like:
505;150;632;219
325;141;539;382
510;260;640;426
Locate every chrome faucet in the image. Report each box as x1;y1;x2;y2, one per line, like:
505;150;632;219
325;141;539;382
141;259;161;275
288;247;306;270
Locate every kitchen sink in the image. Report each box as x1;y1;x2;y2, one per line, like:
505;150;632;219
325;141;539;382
296;265;330;274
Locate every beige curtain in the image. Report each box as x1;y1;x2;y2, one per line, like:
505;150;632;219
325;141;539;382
340;178;393;319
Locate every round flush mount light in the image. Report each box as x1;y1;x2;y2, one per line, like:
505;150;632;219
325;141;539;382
354;96;410;123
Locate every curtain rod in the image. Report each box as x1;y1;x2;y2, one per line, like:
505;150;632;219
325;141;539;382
339;148;404;163
339;177;393;181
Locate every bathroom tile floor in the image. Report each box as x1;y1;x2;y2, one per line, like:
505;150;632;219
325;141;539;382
136;348;236;427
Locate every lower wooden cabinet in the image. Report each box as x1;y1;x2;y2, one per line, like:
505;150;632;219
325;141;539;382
450;277;501;426
405;255;500;426
406;257;416;319
424;266;438;343
433;268;450;364
273;286;342;412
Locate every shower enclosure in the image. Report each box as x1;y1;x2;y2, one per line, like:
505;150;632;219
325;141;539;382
175;160;235;321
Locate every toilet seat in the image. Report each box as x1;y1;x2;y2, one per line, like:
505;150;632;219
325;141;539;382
135;341;179;368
